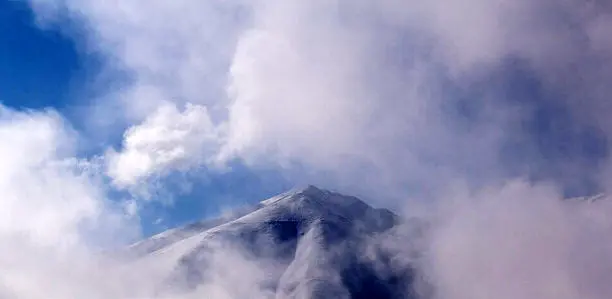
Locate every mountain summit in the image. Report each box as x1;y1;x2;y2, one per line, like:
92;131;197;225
127;186;415;298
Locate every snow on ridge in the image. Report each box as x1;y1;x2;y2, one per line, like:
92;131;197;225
566;193;606;203
128;185;391;256
119;186;411;299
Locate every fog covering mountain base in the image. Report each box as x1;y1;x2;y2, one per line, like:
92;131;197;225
126;186;417;298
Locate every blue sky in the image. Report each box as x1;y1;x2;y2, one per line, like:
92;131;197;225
0;0;79;110
0;0;291;236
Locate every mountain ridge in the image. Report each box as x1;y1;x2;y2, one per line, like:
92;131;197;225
126;185;414;299
128;185;397;255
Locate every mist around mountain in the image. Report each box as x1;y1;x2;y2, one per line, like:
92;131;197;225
114;184;612;299
122;186;424;299
3;182;612;299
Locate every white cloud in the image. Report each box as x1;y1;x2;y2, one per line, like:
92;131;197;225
106;102;221;188
0;106;100;246
27;0;611;198
29;0;245;120
419;180;612;299
0;105;143;298
12;0;612;298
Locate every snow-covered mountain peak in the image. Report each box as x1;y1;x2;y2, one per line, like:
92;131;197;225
244;185;397;235
127;185;389;255
123;186;411;298
261;185;329;205
259;185;380;216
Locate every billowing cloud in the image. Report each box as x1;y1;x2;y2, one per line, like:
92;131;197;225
419;181;612;299
0;105;141;297
0;106;100;245
106;102;221;188
224;0;612;198
8;0;612;298
26;0;612;200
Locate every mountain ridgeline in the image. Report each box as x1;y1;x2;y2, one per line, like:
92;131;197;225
127;186;420;298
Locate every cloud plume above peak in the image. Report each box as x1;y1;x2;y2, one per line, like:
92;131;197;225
25;0;612;200
28;0;612;199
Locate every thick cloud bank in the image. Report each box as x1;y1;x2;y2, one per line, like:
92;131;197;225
0;0;611;298
421;182;612;299
28;0;612;198
0;106;136;297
